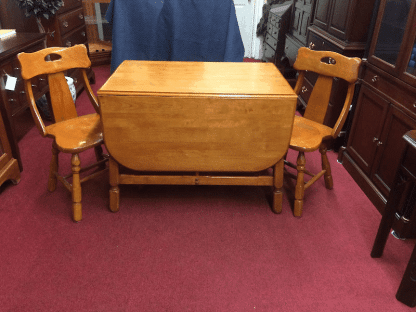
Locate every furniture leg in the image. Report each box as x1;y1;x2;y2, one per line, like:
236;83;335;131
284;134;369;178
109;157;120;212
320;146;333;189
294;152;305;217
94;144;106;170
272;159;284;214
71;154;82;222
396;243;416;307
48;143;60;192
371;174;409;258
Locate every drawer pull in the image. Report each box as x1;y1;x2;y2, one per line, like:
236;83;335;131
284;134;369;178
372;75;378;82
301;86;308;93
31;84;37;88
20;91;25;94
66;41;72;47
63;21;69;28
309;42;315;49
39;78;46;82
8;98;17;102
413;102;416;108
79;14;84;20
373;137;378;142
14;67;20;71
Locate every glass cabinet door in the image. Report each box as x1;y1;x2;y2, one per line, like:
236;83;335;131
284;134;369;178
369;0;416;88
373;0;410;66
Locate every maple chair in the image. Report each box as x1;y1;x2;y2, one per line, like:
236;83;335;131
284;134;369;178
286;47;361;217
17;44;108;222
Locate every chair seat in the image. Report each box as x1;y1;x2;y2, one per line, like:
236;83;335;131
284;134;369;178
46;113;103;153
289;115;332;152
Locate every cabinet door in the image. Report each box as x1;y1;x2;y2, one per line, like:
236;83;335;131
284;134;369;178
347;85;389;175
371;105;416;197
292;0;315;45
369;0;415;79
326;0;351;40
313;0;332;30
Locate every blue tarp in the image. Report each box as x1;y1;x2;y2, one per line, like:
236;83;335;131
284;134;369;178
105;0;245;73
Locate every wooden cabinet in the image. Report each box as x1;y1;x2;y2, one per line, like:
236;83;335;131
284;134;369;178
0;33;47;171
0;98;20;189
41;0;95;92
284;0;316;65
262;2;292;64
342;0;416;213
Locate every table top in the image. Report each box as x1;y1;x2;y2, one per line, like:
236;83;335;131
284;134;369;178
98;60;296;98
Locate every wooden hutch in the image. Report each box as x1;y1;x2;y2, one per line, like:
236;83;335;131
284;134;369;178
341;0;416;214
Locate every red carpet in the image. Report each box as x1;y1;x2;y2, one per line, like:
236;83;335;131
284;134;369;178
0;65;414;311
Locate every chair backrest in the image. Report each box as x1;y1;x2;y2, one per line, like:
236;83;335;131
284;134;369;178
293;47;361;138
17;44;99;137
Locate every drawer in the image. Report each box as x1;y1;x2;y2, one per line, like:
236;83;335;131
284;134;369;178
284;35;301;65
62;26;88;48
269;12;278;25
59;0;83;14
263;43;275;62
58;7;85;37
307;32;343;54
270;24;279;40
298;75;313;104
265;33;277;50
364;65;416;117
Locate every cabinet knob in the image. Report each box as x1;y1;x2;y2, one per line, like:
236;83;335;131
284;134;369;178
81;31;86;37
372;75;378;83
413;102;416;108
309;42;315;49
373;137;378;142
66;41;72;47
79;14;84;20
63;21;69;28
377;141;383;146
301;86;308;93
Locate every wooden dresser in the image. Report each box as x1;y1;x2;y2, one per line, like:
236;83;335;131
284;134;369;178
262;1;292;65
0;103;20;189
41;0;95;91
0;33;48;171
341;0;416;214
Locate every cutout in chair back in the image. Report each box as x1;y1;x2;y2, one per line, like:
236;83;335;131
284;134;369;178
320;56;336;65
45;53;62;62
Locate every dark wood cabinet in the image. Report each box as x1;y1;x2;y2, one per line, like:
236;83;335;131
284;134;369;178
0;95;20;189
342;0;416;214
284;0;316;66
262;2;292;64
0;33;48;171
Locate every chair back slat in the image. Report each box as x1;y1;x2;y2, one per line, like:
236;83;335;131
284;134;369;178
293;47;361;132
303;75;333;124
48;72;78;122
293;47;361;83
18;45;91;80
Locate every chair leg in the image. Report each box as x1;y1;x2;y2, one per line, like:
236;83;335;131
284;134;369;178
109;157;120;213
272;159;284;214
71;154;82;222
294;152;306;217
48;143;60;192
94;144;106;170
320;146;333;190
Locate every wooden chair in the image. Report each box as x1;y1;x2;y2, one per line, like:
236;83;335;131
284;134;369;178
17;45;108;222
286;47;361;217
